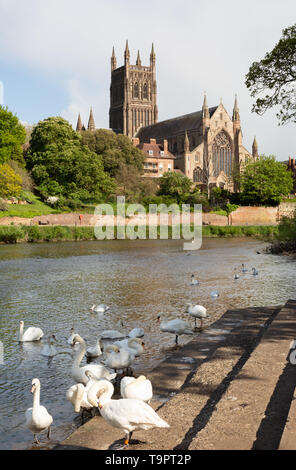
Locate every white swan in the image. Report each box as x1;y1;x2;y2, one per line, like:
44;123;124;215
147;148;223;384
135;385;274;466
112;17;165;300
120;376;153;403
210;290;220;300
66;383;93;413
41;335;57;357
25;378;53;444
128;328;145;338
190;274;199;286
19;321;44;343
185;304;207;330
90;304;110;314
86;338;102;358
67;328;78;345
87;379;169;449
104;345;135;373
71;335;116;385
157;314;193;346
100;330;125;340
114;338;145;357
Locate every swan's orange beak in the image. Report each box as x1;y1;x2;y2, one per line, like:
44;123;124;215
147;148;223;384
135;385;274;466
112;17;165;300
141;342;145;348
99;404;103;409
31;385;36;393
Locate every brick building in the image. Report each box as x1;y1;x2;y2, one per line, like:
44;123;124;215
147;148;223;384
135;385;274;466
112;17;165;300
132;138;175;178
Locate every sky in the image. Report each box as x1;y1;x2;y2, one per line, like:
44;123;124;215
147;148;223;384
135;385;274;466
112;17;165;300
0;0;295;161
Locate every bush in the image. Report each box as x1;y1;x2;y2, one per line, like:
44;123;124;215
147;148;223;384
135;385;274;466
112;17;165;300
0;164;22;198
0;226;24;243
8;161;34;192
0;201;9;211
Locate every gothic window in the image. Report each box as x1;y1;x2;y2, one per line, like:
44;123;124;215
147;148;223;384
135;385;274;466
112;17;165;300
143;83;148;99
193;167;203;183
134;82;139;99
212;131;232;177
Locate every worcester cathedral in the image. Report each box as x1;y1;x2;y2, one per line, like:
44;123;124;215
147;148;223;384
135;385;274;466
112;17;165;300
76;42;258;191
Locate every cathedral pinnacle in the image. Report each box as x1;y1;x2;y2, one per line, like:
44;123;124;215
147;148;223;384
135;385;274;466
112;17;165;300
202;93;210;119
233;94;240;121
76;113;83;132
136;50;141;66
184;132;190;154
124;40;130;64
111;46;117;72
88;107;96;132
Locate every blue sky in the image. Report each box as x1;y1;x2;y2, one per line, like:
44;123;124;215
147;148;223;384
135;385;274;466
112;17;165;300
0;0;295;161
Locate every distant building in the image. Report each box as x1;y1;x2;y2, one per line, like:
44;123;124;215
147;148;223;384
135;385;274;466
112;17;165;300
76;108;95;132
132;138;175;178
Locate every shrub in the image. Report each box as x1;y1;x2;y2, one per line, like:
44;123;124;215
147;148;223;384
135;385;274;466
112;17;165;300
0;164;22;198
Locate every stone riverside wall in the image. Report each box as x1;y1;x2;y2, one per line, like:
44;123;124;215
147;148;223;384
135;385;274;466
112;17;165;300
0;203;295;227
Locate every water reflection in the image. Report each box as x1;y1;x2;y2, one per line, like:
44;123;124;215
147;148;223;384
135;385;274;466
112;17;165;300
0;238;295;449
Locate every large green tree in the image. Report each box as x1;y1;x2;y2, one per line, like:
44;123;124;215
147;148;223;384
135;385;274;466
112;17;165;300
245;24;296;125
158;171;192;202
26;117;115;201
240;155;293;205
0;106;26;165
81;129;145;177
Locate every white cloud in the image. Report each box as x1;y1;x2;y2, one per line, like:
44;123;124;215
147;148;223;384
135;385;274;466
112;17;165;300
0;0;295;159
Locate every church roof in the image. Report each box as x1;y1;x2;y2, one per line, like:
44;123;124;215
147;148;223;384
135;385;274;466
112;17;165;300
137;106;218;142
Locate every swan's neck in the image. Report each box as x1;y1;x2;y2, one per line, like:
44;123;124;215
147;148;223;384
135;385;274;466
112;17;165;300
32;387;40;411
99;383;114;408
19;324;24;341
73;341;86;367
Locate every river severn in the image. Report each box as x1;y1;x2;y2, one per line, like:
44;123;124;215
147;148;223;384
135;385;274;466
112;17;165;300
0;238;295;449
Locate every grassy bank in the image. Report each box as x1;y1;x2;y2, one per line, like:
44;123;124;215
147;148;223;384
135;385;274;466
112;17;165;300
0;224;279;244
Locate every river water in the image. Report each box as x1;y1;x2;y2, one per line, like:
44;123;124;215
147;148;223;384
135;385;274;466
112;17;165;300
0;238;295;450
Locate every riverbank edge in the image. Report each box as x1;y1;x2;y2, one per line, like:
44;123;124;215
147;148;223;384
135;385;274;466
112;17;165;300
54;303;285;451
0;224;278;244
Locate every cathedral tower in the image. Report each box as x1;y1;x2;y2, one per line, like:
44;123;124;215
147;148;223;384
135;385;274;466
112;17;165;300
109;42;158;137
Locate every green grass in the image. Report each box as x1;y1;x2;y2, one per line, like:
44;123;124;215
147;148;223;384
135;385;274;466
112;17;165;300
0;191;58;219
0;224;279;244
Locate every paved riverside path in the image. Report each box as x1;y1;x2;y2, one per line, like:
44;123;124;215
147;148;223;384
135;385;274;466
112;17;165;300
54;301;296;451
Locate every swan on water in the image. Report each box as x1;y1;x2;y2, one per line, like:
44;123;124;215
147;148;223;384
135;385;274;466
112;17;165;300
100;330;125;340
71;335;116;385
19;321;44;343
128;328;145;339
241;264;248;273
157;314;193;346
87;379;169;449
190;275;199;286
234;273;240;280
185;304;207;330
67;328;78;346
210;290;220;300
41;335;57;357
90;304;110;314
120;376;153;403
86;338;103;358
103;345;135;373
252;267;259;276
25;378;53;444
114;338;145;357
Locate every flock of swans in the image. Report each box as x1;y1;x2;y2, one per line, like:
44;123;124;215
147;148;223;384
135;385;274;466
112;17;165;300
20;276;211;449
21;262;259;448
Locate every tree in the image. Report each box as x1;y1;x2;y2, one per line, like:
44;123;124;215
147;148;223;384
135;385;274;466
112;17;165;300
26;117;115;201
245;24;296;125
0;163;22;198
0;105;26;165
81;129;145;177
158;172;192;202
239;155;293;205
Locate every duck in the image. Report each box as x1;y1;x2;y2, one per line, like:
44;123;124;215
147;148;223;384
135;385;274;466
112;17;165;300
114;338;145;357
19;321;44;343
120;376;153;403
90;304;110;314
25;378;53;444
128;328;145;339
103;345;135;373
87;379;169;450
41;335;57;357
71;335;116;385
190;275;199;286
157;314;193;346
185;304;207;330
86;338;103;358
